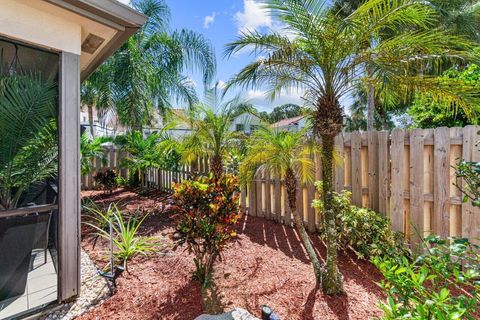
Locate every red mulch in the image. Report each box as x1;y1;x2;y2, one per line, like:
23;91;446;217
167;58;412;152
78;188;385;320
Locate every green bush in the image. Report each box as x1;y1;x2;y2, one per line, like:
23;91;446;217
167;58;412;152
373;236;480;320
172;174;241;287
312;181;407;259
93;169;118;193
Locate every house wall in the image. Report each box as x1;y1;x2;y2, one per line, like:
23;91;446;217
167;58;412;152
0;0;81;54
230;113;261;134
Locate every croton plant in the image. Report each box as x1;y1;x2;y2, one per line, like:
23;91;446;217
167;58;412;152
172;173;241;287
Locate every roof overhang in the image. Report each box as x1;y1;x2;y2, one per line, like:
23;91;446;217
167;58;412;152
44;0;147;81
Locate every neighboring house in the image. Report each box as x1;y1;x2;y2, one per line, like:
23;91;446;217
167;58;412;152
230;113;262;135
271;115;308;132
80;105;125;138
0;1;146;319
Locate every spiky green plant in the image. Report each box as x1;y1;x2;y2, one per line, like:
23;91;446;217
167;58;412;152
225;0;480;294
87;203;157;271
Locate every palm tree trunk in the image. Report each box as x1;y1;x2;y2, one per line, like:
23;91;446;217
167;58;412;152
367;69;375;132
87;104;95;137
285;168;322;285
210;154;223;179
320;135;344;295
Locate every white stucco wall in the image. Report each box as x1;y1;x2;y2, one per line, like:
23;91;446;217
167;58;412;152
230;113;262;134
0;0;82;54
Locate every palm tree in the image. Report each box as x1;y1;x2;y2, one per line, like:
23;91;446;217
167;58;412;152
80;133;112;176
93;0;216;131
333;0;480;130
81;63;113;137
176;85;253;179
0;74;58;209
225;0;479;294
115;130;175;186
240;127;322;283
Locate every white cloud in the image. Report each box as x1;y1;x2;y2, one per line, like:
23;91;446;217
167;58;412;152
203;12;216;29
234;0;272;34
245;88;306;111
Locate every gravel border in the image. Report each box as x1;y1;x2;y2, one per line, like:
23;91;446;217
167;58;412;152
42;250;110;320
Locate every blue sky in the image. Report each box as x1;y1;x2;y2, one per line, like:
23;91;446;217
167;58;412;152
118;0;308;112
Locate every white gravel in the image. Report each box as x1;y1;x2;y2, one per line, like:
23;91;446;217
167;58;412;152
42;250;110;320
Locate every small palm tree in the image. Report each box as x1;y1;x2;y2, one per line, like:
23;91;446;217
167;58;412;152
226;0;479;294
115;131;174;186
240;127;322;282
80;133;112;176
177;85;253;179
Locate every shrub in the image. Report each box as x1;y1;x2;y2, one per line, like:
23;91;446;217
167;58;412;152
373;236;480;319
172;174;241;287
312;181;407;259
94;169;118;193
87;204;157;271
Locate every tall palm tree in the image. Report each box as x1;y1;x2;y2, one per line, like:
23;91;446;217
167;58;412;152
225;0;479;294
176;85;253;179
81;63;113;137
240;127;321;283
333;0;480;130
95;0;216;131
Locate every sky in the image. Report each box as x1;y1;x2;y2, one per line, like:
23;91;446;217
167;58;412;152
116;0;309;112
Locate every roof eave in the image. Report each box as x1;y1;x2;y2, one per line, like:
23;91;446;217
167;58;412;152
44;0;147;80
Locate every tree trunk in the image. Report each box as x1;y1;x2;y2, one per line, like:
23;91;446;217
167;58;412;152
367;68;375;132
210;154;223;179
319;135;344;295
87;104;95;137
312;94;344;295
285;168;322;284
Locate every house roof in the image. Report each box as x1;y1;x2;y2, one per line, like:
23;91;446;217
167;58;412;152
271;115;305;128
44;0;147;80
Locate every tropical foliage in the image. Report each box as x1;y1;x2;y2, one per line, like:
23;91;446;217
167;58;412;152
0;74;58;209
87;203;157;271
312;182;407;259
115;130;178;186
172;174;241;287
80;132;111;176
409;64;480;128
374;236;480;320
225;0;479;294
109;0;215;130
239;127;323;284
175;85;253;179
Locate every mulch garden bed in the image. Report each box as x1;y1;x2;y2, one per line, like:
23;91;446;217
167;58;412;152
78;188;385;320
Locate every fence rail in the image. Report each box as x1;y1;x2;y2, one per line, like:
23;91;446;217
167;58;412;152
82;126;479;244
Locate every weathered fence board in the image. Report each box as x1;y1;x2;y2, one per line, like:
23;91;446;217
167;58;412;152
83;126;479;246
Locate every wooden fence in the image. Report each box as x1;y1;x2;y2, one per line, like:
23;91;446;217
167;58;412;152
83;126;479;244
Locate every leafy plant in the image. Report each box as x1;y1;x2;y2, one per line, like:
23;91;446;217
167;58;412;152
312;182;407;259
102;0;216;130
80;132;111;176
94;169;118;193
115;130;177;187
87;203;157;271
374;236;480;320
455;131;480;207
172;174;241;287
225;0;479;295
0;74;58;209
175;84;253;179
